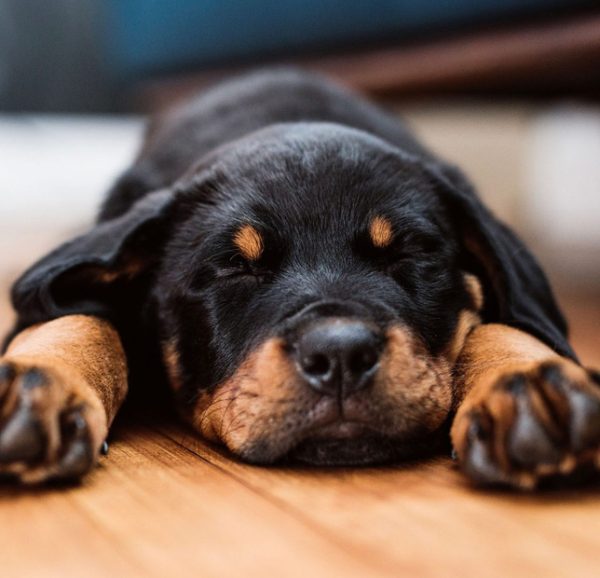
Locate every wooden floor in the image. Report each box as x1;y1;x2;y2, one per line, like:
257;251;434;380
0;278;599;578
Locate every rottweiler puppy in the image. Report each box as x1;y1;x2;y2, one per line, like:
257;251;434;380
1;69;599;488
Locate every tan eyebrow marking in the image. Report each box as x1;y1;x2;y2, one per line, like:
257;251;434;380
233;224;264;261
369;216;394;248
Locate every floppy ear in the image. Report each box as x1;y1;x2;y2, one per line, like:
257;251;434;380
426;162;576;361
7;190;175;341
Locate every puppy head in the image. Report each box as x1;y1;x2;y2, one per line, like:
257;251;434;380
154;123;481;464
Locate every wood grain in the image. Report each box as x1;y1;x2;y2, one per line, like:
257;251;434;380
1;276;599;577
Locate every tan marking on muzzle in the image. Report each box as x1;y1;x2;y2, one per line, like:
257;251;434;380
368;325;453;433
192;338;299;452
190;326;453;462
233;224;264;261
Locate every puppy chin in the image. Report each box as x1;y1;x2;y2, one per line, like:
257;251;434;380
287;431;450;466
287;435;399;466
238;427;446;467
234;430;391;466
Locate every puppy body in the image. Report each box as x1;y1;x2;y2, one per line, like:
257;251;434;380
2;69;599;488
100;69;430;221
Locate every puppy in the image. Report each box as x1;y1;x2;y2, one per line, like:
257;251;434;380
2;69;599;488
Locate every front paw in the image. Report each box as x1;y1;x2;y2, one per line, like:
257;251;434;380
0;360;107;484
452;361;600;489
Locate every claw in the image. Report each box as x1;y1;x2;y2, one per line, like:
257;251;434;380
20;369;48;390
0;364;15;398
56;438;94;480
539;363;565;388
568;388;600;452
0;364;15;380
462;411;511;486
507;391;562;468
0;405;45;463
464;431;511;486
54;409;94;479
503;373;527;394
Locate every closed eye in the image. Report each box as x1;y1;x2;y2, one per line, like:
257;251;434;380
215;254;273;283
392;231;444;259
357;226;443;267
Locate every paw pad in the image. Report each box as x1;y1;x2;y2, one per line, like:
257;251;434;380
0;361;106;484
455;361;600;489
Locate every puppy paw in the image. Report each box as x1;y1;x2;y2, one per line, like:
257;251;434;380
452;360;600;489
0;360;107;484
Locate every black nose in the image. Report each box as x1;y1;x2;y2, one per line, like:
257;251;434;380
294;319;383;397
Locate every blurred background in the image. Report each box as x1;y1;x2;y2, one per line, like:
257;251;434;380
0;0;599;361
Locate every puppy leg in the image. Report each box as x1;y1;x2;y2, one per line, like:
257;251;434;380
0;315;127;484
451;324;600;489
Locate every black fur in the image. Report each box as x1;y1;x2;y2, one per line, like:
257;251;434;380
6;69;575;445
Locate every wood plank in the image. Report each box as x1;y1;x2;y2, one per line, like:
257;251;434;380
158;422;600;578
1;424;393;578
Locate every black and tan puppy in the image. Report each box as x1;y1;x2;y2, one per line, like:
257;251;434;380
2;70;599;488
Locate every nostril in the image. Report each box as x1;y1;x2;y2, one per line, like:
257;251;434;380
349;347;379;376
301;353;331;377
293;319;382;396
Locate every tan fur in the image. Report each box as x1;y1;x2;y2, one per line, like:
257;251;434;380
463;273;484;312
369;326;452;432
369;216;393;248
233;224;264;261
444;309;481;366
450;323;596;488
442;274;483;365
452;324;561;407
162;339;182;391
193;337;300;451
5;315;128;424
192;325;452;458
95;259;146;284
1;315;128;483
